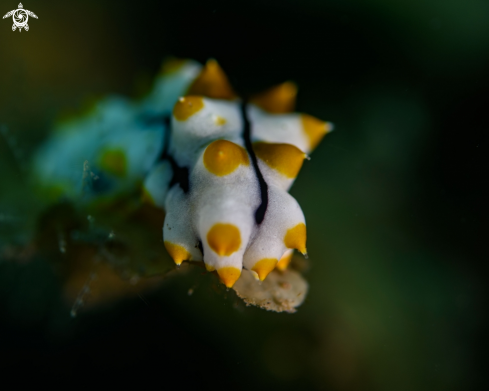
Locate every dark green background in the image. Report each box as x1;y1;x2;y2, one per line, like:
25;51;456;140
0;0;487;389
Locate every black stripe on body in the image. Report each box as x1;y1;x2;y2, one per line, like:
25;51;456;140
157;115;190;193
240;101;268;224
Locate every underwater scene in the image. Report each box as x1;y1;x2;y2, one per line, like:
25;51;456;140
0;0;487;389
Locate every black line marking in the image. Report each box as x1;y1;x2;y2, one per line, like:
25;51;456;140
168;158;189;193
240;101;268;224
155;115;190;193
197;240;204;257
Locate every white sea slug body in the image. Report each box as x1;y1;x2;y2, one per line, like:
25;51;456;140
33;58;332;289
143;60;333;287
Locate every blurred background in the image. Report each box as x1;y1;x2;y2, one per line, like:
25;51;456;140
0;0;487;389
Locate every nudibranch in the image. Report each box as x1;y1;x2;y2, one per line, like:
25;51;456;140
32;59;333;289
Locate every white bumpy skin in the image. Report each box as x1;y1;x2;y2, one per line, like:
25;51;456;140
145;59;332;288
34;58;332;288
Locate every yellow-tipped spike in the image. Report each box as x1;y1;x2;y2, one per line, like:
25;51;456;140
251;258;278;281
187;59;236;100
164;241;191;266
276;250;293;271
207;223;242;256
203;140;250;177
284;223;307;254
217;267;241;288
173;96;205;121
301;114;331;151
253;142;306;178
205;263;215;272
251;81;297;113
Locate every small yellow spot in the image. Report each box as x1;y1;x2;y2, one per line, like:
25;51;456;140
253;142;306;178
203;140;249;176
251;81;297;113
160;58;187;75
251;258;278;281
99;149;127;177
141;187;155;206
207;223;241;256
276;250;293;271
301;114;330;151
213;115;227;126
217;266;241;288
187;59;236;100
205;264;215;272
173;96;204;121
284;223;307;254
164;241;191;265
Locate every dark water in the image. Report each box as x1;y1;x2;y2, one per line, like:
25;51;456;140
0;0;487;389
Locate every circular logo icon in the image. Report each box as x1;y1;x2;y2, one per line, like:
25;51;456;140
13;9;27;27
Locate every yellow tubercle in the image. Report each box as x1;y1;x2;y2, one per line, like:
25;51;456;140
187;59;236;100
203;140;249;177
251;81;297;113
253;142;306;178
301;114;330;151
164;241;192;265
99;148;127;177
213;115;227;126
284;223;307;254
205;263;215;272
217;266;242;288
276;250;293;271
173;96;205;121
251;258;278;281
207;223;242;256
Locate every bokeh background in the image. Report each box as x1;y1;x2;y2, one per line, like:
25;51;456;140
0;0;487;389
